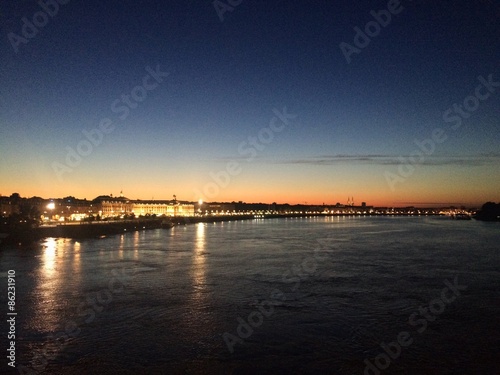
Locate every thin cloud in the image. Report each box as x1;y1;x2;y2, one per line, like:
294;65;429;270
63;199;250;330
274;153;500;167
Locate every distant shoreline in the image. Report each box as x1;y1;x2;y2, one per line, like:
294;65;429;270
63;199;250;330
172;212;443;225
0;213;453;247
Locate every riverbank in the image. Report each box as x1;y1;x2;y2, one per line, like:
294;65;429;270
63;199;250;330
0;218;172;246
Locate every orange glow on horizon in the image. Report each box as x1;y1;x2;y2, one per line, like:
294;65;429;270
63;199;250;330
1;186;493;208
2;167;498;209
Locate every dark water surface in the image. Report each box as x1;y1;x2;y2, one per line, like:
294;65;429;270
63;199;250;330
1;216;499;374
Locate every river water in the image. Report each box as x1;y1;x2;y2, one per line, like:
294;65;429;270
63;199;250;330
1;216;499;374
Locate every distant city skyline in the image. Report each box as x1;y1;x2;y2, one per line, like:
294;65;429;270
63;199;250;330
1;1;498;209
0;190;489;208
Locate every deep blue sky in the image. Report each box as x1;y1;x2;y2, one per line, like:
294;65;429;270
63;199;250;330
1;0;499;206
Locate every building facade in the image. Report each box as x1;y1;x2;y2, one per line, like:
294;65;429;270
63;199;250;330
93;196;194;218
131;201;194;217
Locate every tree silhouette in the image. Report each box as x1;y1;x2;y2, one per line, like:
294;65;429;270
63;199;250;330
475;202;500;221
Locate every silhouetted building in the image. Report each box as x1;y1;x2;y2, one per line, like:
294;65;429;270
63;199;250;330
0;196;18;216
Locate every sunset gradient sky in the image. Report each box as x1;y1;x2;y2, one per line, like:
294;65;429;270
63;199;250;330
1;1;499;206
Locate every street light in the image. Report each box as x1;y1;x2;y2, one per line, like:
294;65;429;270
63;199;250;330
198;199;203;216
46;202;55;222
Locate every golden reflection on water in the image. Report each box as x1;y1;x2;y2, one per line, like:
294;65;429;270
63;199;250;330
191;223;207;301
72;240;81;278
188;223;216;339
35;237;67;333
195;222;206;253
42;237;57;278
133;231;140;259
118;234;124;260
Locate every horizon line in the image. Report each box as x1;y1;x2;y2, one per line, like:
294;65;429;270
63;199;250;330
1;192;492;209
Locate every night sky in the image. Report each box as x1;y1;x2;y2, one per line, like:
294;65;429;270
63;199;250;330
1;0;499;206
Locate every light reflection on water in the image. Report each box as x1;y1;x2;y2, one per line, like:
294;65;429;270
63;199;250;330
118;235;124;260
42;237;57;278
133;230;139;260
32;238;68;334
71;240;81;287
193;223;207;291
